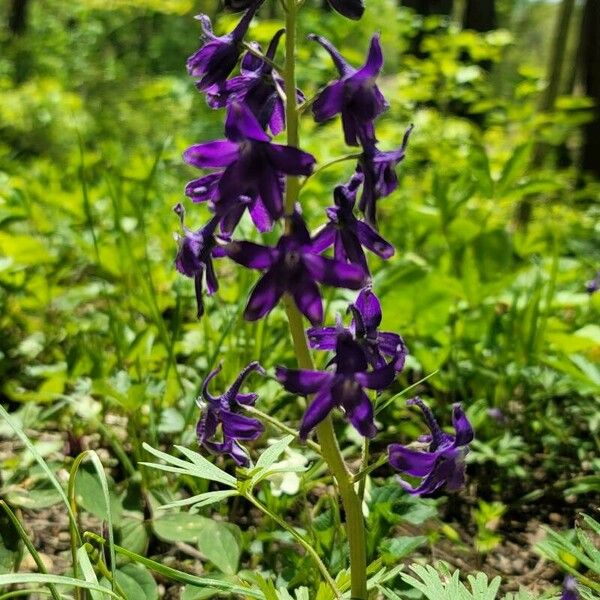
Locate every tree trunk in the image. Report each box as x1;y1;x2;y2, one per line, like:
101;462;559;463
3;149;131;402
463;0;496;32
8;0;30;36
515;0;576;227
581;0;600;178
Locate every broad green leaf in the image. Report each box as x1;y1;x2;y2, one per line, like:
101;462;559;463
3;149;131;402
114;564;158;600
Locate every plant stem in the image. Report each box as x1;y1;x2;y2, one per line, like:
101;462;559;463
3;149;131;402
244;493;342;598
281;4;368;596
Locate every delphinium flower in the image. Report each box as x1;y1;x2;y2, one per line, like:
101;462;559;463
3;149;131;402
206;30;299;136
307;287;407;371
196;361;265;466
586;270;600;294
187;0;264;91
277;330;397;439
561;577;579;600
357;125;413;226
173;204;225;318
224;211;367;325
311;174;395;274
388;397;473;495
184;102;316;234
309;33;388;147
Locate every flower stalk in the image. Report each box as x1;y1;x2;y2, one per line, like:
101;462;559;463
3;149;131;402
281;1;368;596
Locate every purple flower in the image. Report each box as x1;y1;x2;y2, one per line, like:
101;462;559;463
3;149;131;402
388;397;473;496
187;1;264;90
173;204;224;318
586;271;600;294
308;287;407;371
184;102;315;234
562;576;579;600
358;125;412;226
224;212;367;325
326;0;365;20
206;30;299;136
277;331;396;439
196;361;265;466
309;33;388;147
312;173;395;274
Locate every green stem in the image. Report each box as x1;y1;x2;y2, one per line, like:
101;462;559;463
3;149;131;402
0;502;61;600
357;437;370;502
281;1;368;597
245;405;322;454
244;493;341;598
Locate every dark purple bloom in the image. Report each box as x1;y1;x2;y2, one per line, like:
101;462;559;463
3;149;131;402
206;30;299;136
358;125;412;226
187;1;264;90
562;576;579;600
224;212;367;325
196;361;265;466
586;271;600;294
184;102;315;234
326;0;365;20
312;173;395;274
308;287;407;371
277;331;396;439
388;397;473;496
309;33;388;147
173;204;224;318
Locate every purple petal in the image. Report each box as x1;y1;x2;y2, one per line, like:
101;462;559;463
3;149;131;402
308;34;353;77
312;80;346;122
205;259;219;295
355;360;396;390
452;404;474;447
256;168;285;220
221;410;264;440
356;34;384;79
225;102;271;142
341;386;377;438
387;444;437;476
311;224;336;254
196;409;218;444
304;254;367;289
292;272;323;326
276;366;333;395
334;333;369;373
224;241;275;269
326;0;365;19
185;173;221;203
184;141;239;168
248;198;274;232
356;221;394;258
265;144;316;176
227;440;251;467
244;268;284;321
269;98;286;136
299;387;336;440
306;326;339;350
354;287;382;330
235;392;258;405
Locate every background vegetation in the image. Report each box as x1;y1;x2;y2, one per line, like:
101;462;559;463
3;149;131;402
0;0;598;597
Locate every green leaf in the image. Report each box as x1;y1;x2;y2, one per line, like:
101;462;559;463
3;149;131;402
158;490;238;511
152;513;241;574
118;515;150;558
74;463;122;522
0;510;22;575
254;435;295;470
0;574;123;598
114;564;158;600
380;536;428;562
196;520;241;575
77;546;105;600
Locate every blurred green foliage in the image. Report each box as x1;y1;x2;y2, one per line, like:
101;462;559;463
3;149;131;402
0;0;599;591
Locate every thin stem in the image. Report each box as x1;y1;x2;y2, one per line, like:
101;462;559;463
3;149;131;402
242;41;284;72
283;0;300;217
357;437;370;501
245;405;322;453
352;454;388;484
298;153;362;191
244;493;342;598
281;0;368;596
